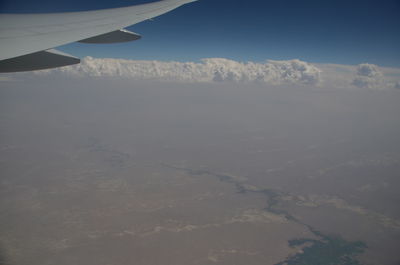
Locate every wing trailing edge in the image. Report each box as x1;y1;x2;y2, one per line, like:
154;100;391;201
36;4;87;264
0;49;80;73
79;29;141;44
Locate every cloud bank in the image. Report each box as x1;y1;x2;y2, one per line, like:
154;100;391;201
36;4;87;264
37;57;322;85
5;57;399;89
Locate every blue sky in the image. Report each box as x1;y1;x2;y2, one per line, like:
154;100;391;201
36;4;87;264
1;0;399;67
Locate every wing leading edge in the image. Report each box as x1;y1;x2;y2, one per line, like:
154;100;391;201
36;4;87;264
0;0;197;72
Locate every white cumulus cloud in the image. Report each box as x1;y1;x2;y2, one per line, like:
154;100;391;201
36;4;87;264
352;63;385;89
7;57;399;89
36;57;322;86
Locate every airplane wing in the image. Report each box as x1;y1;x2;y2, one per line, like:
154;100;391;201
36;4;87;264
0;0;197;72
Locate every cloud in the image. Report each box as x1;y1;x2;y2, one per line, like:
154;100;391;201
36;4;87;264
205;58;321;85
356;63;383;78
352;63;385;89
35;57;322;86
9;58;399;89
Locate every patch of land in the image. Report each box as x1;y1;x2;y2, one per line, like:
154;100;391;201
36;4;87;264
1;80;400;265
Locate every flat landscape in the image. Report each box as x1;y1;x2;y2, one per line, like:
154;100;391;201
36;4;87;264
1;79;400;265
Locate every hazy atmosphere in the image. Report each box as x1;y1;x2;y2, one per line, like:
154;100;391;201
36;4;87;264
1;0;400;264
1;69;400;264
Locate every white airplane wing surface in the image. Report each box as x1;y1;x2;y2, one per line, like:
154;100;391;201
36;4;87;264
0;0;196;72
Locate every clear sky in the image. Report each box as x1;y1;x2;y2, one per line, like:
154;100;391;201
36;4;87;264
1;0;399;67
